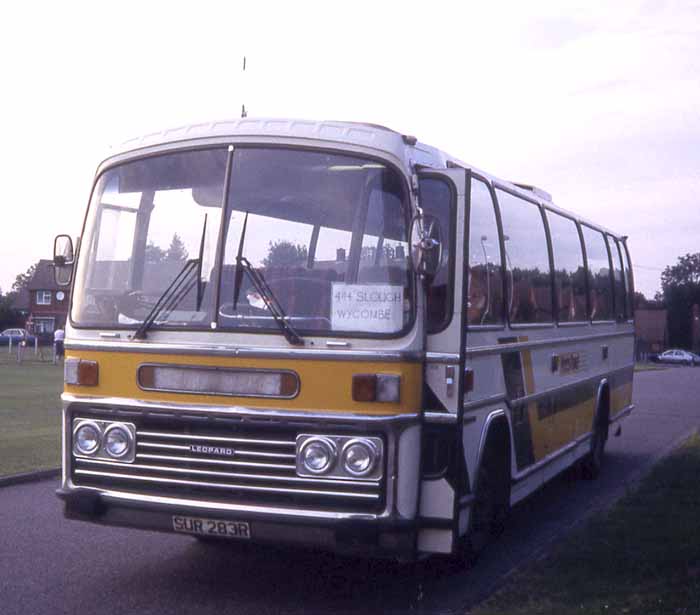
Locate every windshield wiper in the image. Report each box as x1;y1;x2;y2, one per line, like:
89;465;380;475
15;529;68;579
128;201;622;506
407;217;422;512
234;256;305;346
131;258;199;340
132;215;209;340
195;214;208;310
231;212;250;312
230;212;304;346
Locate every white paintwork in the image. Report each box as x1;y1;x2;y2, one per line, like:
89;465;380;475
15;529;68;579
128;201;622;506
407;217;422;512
61;117;636;557
417;528;453;554
396;426;421;518
419;478;455;520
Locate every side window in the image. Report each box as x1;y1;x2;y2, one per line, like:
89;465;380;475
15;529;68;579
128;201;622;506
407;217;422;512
419;177;454;333
610;236;628;320
89;204;138;290
546;211;587;322
497;189;553;324
581;226;613;321
468;179;504;325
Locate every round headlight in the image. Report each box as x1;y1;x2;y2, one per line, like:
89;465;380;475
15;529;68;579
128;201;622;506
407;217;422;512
104;425;132;458
74;422;101;455
300;438;336;474
342;439;378;476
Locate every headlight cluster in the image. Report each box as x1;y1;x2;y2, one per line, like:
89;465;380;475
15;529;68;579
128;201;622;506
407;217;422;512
296;434;382;479
72;418;136;463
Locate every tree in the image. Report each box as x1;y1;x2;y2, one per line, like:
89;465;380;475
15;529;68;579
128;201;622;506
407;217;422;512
0;289;20;329
660;253;700;349
661;253;700;287
145;241;167;264
634;291;664;310
634;291;649;310
262;240;308;269
165;234;189;262
12;262;38;292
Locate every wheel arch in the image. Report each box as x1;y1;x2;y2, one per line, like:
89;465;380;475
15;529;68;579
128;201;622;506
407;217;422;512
473;410;513;491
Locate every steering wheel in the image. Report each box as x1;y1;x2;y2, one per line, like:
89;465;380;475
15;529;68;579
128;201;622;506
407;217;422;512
117;291;152;320
220;303;260;318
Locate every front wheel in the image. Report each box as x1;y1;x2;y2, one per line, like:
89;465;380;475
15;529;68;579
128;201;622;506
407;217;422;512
460;459;510;561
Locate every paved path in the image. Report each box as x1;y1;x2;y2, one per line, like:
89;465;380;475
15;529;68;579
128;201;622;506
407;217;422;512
1;367;699;615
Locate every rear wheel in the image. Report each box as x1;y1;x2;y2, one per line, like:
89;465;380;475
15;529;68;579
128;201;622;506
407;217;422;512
581;422;606;479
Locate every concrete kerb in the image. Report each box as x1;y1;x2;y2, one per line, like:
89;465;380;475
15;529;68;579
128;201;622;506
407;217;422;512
0;468;60;488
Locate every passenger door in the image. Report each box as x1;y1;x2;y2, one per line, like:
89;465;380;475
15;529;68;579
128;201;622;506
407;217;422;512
415;169;468;552
419;169;467;416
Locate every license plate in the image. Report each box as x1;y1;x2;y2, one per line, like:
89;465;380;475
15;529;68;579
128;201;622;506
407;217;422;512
172;515;251;540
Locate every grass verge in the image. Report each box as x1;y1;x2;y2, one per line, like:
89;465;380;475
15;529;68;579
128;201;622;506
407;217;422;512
472;434;700;615
0;351;63;476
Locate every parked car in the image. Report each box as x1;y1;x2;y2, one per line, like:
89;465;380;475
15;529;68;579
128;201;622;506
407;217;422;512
0;328;37;346
649;349;700;366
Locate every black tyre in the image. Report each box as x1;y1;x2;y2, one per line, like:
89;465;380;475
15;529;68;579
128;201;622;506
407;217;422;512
581;423;606;479
463;457;510;560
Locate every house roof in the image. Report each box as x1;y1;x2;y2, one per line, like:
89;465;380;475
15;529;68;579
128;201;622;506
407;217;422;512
27;260;59;291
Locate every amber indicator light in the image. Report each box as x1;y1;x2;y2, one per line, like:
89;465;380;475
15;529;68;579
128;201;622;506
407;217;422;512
352;374;377;402
280;372;299;397
139;365;155;389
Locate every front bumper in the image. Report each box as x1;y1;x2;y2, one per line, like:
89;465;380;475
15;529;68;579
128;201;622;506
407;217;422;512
56;485;418;559
58;396;423;559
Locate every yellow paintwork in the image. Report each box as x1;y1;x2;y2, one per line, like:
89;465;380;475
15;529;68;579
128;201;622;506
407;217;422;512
64;350;423;415
533;381;631;461
552;397;596;452
519;333;632;461
527;402;547;460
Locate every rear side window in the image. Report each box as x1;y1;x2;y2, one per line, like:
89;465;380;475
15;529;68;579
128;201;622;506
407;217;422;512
467;179;504;325
546;211;587;322
497;189;553;324
622;242;635;318
581;226;613;321
609;236;628;320
419;177;455;333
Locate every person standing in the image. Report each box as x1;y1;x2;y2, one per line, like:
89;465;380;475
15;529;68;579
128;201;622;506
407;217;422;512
54;327;65;364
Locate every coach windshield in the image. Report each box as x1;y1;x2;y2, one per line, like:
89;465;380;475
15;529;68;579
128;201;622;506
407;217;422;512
218;148;412;337
71;147;413;337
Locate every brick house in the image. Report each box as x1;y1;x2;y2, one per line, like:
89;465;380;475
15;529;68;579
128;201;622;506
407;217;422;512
634;308;668;359
25;260;71;338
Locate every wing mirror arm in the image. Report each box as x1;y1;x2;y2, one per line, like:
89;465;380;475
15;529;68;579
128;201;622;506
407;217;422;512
409;211;443;280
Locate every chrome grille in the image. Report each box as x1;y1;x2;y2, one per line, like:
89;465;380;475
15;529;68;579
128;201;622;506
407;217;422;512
71;414;383;512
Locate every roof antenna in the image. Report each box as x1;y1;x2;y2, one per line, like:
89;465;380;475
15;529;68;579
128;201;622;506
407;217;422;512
241;56;247;118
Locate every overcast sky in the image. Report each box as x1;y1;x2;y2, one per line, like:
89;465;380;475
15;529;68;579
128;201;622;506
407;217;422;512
2;0;698;297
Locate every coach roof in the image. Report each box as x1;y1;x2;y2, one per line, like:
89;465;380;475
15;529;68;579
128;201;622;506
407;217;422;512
103;117;624;240
106;118;434;166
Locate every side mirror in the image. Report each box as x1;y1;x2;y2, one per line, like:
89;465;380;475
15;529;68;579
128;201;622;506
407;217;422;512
54;234;74;287
410;213;443;278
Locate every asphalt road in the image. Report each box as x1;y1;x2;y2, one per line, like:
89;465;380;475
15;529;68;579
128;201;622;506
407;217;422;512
2;367;699;615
